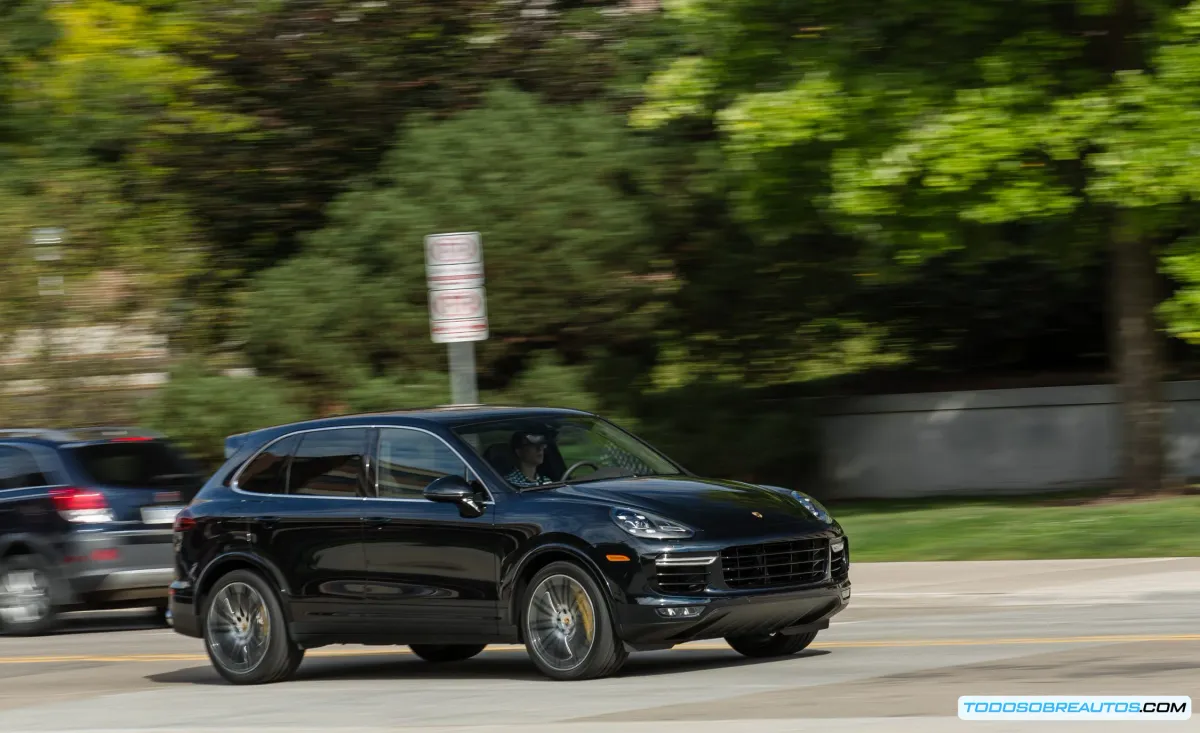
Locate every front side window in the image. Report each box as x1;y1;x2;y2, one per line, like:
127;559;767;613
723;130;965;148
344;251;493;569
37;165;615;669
452;416;681;490
376;428;468;499
288;429;369;497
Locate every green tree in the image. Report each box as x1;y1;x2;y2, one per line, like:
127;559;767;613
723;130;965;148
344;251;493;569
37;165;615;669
0;0;245;342
137;360;308;468
634;0;1200;494
238;85;665;408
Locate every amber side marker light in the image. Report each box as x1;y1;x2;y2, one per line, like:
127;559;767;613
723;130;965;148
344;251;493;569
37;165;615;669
606;554;631;562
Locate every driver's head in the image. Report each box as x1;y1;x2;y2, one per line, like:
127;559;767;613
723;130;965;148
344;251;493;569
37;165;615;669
511;431;547;466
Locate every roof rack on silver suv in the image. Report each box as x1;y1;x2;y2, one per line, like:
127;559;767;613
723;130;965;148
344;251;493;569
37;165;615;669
64;426;165;440
0;428;79;441
0;426;166;443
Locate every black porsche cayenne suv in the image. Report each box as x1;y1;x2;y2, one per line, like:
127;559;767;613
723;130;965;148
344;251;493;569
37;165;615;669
170;406;851;683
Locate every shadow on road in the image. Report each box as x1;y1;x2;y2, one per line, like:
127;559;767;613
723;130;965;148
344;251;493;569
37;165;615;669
145;648;828;686
50;608;167;636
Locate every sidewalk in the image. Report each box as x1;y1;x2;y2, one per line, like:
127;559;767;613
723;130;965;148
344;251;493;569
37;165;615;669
849;557;1200;607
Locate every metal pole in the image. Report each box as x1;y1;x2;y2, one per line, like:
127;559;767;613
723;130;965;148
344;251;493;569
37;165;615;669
31;228;65;426
447;341;478;405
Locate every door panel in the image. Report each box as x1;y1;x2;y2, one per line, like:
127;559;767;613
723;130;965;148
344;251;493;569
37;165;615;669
256;497;368;633
240;428;371;634
359;427;503;640
0;445;61;550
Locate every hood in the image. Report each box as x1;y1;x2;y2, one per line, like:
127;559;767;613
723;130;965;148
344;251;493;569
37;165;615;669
550;475;831;540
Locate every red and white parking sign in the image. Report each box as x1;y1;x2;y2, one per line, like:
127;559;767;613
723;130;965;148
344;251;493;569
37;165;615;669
425;232;481;267
430;288;485;321
425;232;488;343
425;232;485;292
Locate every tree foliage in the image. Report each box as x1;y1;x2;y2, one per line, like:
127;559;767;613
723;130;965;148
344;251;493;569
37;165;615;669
9;0;1200;488
237;85;666;407
633;0;1200;490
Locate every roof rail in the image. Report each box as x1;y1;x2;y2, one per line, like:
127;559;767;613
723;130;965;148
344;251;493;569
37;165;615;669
0;428;82;442
0;426;167;443
64;426;166;440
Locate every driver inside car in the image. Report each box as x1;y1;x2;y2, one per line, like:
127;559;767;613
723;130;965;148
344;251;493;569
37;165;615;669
506;431;554;488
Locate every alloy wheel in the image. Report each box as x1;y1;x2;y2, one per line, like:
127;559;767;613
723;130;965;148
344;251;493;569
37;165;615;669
206;581;272;675
525;573;597;673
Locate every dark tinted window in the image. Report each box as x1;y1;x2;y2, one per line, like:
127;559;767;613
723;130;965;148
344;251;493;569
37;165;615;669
289;429;368;497
70;441;199;490
0;445;52;490
237;434;300;495
376;428;468;499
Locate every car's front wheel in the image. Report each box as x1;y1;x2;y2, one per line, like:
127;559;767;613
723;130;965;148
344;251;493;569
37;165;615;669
725;630;819;658
520;561;627;681
409;644;487;663
201;569;303;685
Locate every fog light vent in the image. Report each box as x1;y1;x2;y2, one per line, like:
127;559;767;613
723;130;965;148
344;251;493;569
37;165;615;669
656;606;703;619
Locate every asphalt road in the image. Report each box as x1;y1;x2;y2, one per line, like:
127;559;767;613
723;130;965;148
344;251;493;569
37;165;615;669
2;559;1199;733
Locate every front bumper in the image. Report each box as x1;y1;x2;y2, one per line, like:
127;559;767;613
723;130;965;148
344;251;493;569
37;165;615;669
617;579;850;648
602;527;851;648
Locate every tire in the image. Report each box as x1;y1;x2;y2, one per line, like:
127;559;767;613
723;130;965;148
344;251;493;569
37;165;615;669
201;569;304;685
152;604;172;628
0;554;60;637
409;643;487;663
725;630;819;658
519;560;627;681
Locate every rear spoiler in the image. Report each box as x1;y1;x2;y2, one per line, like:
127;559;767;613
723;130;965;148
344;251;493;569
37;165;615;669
224;432;250;459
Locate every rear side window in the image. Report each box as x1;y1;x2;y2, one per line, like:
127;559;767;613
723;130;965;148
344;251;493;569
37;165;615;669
0;445;53;490
288;429;368;497
236;434;300;495
69;441;198;490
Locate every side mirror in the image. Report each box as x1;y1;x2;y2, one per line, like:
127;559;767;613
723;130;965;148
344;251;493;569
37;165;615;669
424;475;485;518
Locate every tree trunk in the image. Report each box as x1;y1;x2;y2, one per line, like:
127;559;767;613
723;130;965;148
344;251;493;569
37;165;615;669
1110;210;1167;494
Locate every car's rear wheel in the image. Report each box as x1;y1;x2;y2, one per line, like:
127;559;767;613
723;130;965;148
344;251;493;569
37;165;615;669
520;561;627;681
725;630;819;658
201;569;303;685
409;644;487;663
0;554;59;637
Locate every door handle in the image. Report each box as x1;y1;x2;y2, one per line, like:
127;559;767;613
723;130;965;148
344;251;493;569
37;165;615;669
366;517;392;529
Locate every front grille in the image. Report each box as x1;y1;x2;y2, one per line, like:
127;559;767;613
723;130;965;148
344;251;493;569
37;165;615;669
721;537;827;589
652;565;710;594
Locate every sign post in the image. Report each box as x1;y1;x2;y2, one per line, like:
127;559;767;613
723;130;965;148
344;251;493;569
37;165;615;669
29;227;66;423
425;232;487;405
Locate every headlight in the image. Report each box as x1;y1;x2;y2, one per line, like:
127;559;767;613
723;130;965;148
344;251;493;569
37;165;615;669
610;507;694;539
790;491;834;524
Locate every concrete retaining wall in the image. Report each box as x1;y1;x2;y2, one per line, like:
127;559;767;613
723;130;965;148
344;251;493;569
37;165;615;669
817;381;1200;499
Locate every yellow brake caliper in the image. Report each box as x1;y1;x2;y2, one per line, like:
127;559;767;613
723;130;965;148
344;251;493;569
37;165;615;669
574;586;594;641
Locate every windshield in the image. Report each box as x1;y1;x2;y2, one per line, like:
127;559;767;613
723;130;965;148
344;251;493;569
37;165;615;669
451;415;683;489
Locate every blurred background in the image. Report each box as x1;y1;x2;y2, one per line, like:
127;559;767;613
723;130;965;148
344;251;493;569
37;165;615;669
3;4;1200;730
4;0;1200;544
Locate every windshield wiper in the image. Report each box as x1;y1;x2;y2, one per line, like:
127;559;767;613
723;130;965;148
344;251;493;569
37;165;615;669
518;482;564;493
564;472;638;486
